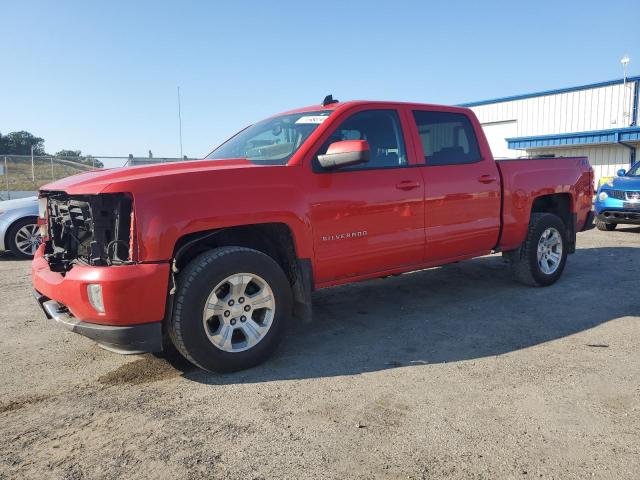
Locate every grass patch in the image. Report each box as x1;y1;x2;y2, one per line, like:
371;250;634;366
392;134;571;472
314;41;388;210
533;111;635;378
1;157;93;191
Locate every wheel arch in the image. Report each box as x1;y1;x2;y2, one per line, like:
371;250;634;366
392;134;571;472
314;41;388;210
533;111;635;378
530;193;576;253
170;222;313;322
530;193;572;223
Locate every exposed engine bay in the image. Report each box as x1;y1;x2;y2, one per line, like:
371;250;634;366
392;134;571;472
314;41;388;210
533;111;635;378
42;192;133;272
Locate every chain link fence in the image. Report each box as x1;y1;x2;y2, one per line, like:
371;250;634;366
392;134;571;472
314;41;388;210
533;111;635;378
0;155;193;200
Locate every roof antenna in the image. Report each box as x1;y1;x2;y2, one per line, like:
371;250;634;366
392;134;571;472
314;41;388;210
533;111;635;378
322;94;339;106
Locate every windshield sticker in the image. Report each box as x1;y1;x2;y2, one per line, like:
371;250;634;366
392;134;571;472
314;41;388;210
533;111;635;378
295;115;329;125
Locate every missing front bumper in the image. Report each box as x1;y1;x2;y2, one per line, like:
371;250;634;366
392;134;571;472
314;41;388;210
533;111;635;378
33;289;163;354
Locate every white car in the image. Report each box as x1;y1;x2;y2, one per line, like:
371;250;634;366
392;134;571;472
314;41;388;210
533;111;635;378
0;196;40;259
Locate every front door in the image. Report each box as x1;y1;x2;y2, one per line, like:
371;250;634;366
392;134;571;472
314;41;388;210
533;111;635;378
308;109;425;284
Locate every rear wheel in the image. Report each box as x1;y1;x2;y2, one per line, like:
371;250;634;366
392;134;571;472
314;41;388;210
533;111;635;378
168;246;292;373
510;213;568;287
595;219;617;231
6;217;40;259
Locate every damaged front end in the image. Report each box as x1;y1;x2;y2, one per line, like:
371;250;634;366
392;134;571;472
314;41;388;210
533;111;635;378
41;192;135;272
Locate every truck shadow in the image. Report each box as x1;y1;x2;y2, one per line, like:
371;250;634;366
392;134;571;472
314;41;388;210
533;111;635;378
170;245;639;384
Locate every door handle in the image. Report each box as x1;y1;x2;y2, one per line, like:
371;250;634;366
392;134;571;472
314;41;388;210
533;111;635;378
478;174;498;184
395;180;421;191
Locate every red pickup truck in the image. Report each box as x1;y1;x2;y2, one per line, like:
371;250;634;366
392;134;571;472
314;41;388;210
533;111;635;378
32;98;595;372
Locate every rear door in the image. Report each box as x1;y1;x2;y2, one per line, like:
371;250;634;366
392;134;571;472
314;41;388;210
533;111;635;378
307;108;425;284
409;109;501;261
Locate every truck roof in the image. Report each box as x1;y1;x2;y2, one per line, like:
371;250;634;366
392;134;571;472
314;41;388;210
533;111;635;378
276;100;472;117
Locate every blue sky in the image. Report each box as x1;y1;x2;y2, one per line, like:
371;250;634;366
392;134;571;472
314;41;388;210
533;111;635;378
2;0;638;167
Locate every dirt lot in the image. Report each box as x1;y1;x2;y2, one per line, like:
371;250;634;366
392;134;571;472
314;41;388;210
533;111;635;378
1;227;639;480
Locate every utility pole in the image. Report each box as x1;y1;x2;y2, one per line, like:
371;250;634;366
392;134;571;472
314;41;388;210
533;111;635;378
177;86;184;160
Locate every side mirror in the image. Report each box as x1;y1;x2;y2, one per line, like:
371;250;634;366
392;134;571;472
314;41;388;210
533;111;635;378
617;169;627;177
317;140;370;169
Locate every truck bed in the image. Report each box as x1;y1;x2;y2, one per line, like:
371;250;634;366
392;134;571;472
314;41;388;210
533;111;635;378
496;156;594;251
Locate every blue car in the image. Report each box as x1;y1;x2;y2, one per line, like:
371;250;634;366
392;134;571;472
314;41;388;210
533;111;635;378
594;162;640;231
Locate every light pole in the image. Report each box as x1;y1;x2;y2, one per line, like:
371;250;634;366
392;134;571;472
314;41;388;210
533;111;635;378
621;55;631;126
621;54;630;82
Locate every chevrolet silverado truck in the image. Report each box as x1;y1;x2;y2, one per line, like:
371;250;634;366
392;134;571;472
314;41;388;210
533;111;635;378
32;98;595;372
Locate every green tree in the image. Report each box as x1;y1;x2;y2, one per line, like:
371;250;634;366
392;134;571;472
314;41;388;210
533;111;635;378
85;155;104;168
55;149;82;158
55;149;104;168
0;131;45;155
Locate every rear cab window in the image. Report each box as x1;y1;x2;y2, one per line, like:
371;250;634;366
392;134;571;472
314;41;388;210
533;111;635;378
412;111;481;166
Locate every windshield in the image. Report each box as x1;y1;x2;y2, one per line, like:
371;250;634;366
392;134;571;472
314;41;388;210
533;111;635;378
626;162;640;177
207;111;332;165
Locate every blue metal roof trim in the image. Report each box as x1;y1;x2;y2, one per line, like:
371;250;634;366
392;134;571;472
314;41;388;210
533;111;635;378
459;76;640;107
622;129;640;142
506;127;640;150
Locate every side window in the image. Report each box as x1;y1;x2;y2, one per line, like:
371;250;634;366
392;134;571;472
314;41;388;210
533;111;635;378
314;110;407;171
412;111;481;166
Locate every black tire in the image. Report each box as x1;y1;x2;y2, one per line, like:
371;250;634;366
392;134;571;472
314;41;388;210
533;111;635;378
6;216;40;259
595;219;617;231
168;246;292;373
510;213;568;287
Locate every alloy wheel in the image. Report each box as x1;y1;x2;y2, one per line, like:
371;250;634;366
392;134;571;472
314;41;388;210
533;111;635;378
202;273;276;353
14;224;41;256
537;227;563;274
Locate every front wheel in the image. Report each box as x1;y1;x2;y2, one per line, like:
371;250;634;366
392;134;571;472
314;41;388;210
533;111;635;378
595;219;616;231
510;213;568;287
168;246;292;373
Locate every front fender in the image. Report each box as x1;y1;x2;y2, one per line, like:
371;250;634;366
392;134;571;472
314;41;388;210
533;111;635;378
125;166;313;261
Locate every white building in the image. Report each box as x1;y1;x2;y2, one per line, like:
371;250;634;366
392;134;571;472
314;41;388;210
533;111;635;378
462;76;640;183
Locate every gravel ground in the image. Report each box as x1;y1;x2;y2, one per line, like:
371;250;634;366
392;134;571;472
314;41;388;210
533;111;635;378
1;227;639;479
